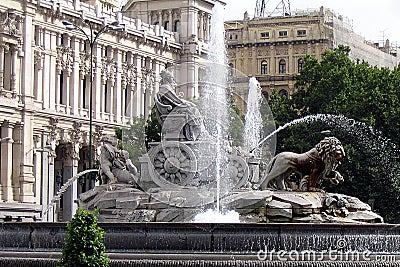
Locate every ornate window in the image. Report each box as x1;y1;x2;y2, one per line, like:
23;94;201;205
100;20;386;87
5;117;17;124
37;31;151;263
104;82;110;113
174;20;180;32
260;32;270;38
164;21;170;30
262;91;269;100
81;76;89;109
261;60;268;75
297;30;307;36
279;59;286;74
279;31;288;37
58;71;64;104
279;89;288;98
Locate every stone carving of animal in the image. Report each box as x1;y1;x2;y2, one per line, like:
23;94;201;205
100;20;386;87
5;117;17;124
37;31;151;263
259;137;345;191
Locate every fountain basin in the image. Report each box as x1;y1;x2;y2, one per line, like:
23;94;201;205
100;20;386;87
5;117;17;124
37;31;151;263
1;222;400;266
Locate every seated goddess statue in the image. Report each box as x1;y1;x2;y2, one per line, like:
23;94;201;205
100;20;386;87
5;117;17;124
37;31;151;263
155;69;206;141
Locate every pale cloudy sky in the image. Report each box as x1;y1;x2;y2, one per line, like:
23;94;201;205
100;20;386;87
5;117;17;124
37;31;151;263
223;0;400;45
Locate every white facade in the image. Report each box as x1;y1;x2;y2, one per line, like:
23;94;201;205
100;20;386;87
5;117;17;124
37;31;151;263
0;0;218;221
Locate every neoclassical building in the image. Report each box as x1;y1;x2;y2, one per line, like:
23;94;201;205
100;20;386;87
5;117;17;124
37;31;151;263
0;0;219;221
225;7;398;98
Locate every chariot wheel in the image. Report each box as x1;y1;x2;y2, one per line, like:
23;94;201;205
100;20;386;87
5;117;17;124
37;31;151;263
148;141;197;188
228;154;250;189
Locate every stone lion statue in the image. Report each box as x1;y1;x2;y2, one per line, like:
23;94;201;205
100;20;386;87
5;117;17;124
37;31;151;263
99;135;138;185
259;137;345;191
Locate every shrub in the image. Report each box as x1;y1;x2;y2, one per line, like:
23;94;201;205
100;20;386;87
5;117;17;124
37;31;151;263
59;208;109;267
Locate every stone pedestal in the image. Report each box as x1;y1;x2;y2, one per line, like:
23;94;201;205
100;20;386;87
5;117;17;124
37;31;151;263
79;184;383;224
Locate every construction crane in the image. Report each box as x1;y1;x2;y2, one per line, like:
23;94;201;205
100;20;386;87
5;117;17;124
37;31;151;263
255;0;291;18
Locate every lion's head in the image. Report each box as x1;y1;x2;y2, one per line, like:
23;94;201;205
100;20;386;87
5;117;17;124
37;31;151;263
315;137;345;185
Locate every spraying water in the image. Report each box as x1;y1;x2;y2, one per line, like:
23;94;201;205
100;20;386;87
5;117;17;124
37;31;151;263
200;3;229;213
251;114;399;184
42;169;98;217
252;114;397;152
244;77;263;157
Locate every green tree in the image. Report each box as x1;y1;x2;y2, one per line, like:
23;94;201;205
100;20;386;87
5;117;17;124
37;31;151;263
115;117;148;167
145;106;162;148
268;45;400;222
59;208;109;267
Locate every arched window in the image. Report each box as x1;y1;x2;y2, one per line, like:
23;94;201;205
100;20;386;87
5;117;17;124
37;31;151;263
298;58;304;72
262;91;269;100
164;21;170;30
174;20;180;32
279;59;286;74
279;89;288;98
261;60;268;75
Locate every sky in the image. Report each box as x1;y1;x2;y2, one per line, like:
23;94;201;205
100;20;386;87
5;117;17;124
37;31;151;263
223;0;400;45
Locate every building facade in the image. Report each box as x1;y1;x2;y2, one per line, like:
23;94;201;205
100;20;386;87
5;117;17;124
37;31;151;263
0;0;218;222
225;7;399;98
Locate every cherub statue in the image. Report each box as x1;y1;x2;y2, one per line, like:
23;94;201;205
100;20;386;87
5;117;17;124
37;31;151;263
99;135;138;185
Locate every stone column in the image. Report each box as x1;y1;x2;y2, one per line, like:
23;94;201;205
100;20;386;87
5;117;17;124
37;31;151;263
127;84;133;120
49;31;57;110
62;144;79;221
0;121;14;202
198;11;203;41
71;36;80;115
0;44;6;90
32;135;42;204
205;14;210;42
18;120;35;203
42;132;56;222
168;10;173;31
133;54;142;117
115;49;122;123
10;45;17;94
186;63;196;99
12;123;22;201
270;45;276;74
158;11;163;26
145;59;154;112
22;5;35;101
288;44;293;74
93;44;101;120
34;48;44;101
154;60;161;95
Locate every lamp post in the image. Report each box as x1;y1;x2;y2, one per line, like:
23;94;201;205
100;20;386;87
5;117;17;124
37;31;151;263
62;19;123;173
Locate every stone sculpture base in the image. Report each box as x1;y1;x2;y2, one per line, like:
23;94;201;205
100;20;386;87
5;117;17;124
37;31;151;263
79;184;383;223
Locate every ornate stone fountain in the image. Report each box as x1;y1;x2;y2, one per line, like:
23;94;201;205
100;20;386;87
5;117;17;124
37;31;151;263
79;70;383;224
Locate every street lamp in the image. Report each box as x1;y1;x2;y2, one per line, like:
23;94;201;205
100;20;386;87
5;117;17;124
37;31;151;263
62;19;123;172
